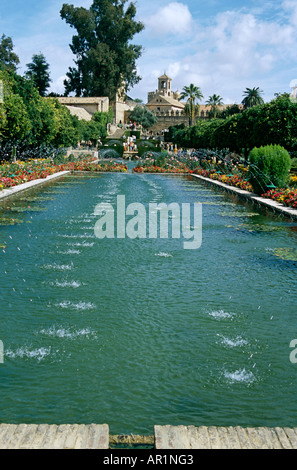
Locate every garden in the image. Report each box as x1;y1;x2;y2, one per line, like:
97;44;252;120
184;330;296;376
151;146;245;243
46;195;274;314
132;145;297;209
0;154;127;191
1;141;296;211
1;65;297;210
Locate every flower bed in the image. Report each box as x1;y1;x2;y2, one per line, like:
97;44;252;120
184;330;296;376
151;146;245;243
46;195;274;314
261;188;297;209
59;161;128;173
0;158;127;190
209;173;253;191
133;164;191;173
0;160;61;188
192;168;253;191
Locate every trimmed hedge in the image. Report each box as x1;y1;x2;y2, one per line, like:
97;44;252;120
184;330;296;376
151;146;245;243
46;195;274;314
171;95;297;153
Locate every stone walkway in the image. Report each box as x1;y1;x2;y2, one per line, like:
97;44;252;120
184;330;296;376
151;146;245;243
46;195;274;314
0;424;109;449
0;424;297;449
154;425;297;449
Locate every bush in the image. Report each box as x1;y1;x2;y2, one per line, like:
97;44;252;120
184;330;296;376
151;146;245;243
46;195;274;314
137;140;160;158
290;157;297;172
99;139;124;158
128;105;157;130
125;130;140;139
248;144;292;194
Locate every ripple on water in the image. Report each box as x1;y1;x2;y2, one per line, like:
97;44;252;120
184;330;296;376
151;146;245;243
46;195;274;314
55;301;96;311
155;252;173;258
66;242;94;247
5;346;52;362
209;309;235;320
217;335;249;348
48;280;82;288
38;326;97;339
57;249;81;255
223;368;256;385
58;234;95;239
42;263;74;271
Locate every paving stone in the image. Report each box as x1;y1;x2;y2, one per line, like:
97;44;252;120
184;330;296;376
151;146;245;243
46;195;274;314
0;424;18;449
154;425;297;449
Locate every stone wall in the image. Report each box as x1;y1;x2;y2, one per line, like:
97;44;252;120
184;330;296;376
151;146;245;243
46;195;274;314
56;97;110;117
149;113;189;132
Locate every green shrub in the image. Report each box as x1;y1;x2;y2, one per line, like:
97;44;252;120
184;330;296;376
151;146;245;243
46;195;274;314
125;130;140;139
137;140;159;158
248;144;291;194
155;154;166;167
99;140;123;157
290;157;297;172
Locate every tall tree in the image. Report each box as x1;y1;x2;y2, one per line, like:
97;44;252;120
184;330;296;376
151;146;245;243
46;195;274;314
179;84;204;126
184;102;200;125
25;53;52;96
242;87;264;109
0;34;20;72
60;0;144;99
206;94;223;118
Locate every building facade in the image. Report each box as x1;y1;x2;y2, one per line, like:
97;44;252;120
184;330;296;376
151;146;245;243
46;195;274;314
146;74;185;115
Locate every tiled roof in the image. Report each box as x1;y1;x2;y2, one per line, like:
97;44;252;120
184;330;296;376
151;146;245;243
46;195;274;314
146;95;185;108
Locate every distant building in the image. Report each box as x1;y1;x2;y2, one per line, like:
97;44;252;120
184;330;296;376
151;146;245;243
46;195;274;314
56;97;110;121
146;74;185;115
55;76;241;135
145;74;242;133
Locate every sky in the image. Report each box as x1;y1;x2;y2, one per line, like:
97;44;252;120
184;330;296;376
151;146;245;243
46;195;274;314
1;0;297;104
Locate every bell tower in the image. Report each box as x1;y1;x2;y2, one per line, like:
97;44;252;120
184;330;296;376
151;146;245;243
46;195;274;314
158;73;172;97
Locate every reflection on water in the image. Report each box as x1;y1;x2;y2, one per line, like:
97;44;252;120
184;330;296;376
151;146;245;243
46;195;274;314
0;173;297;434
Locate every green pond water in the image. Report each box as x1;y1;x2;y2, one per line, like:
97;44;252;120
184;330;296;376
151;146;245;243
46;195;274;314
0;170;297;434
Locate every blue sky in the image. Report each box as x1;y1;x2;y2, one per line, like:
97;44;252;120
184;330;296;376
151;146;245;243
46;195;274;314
1;0;297;104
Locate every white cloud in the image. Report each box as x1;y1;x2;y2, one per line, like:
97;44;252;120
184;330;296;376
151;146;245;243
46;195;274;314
132;2;297;104
145;2;193;36
282;0;297;26
51;75;68;95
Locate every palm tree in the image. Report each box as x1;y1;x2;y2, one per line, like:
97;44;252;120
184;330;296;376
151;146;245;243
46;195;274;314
179;84;204;126
206;94;224;118
184;102;200;125
242;87;264;109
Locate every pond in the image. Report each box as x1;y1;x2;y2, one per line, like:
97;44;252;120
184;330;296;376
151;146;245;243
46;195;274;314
0;170;297;435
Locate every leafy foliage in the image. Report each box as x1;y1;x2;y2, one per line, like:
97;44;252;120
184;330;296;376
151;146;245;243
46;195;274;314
242;87;264;109
128;105;157;129
3;93;32;140
206;94;223;118
179;84;204;126
0;34;20;72
60;0;144;99
248;144;292;194
172;95;297;153
25;53;52;97
0;69;111;152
